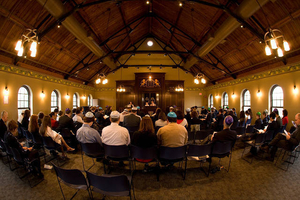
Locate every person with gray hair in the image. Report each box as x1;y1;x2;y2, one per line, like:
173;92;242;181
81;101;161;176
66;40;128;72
101;111;130;146
261;113;300;161
0;110;8;140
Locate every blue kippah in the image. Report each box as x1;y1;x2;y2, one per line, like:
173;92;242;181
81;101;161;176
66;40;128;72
167;112;177;118
99;107;102;110
137;106;140;109
225;116;233;125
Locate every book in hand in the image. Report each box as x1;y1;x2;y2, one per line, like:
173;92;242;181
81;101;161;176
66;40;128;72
281;130;289;137
254;127;264;134
292;121;297;127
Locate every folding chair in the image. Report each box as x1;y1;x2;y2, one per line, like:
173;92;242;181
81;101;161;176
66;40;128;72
210;141;234;172
241;132;266;163
86;171;135;200
42;136;63;165
235;126;245;136
274;145;300;171
3;142;17;170
158;145;187;180
195;130;212;144
52;164;90;200
103;144;131;174
11;147;44;187
130;145;159;180
185;143;212;177
80;142;104;171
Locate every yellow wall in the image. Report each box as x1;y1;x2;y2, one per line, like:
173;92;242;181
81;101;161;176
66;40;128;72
0;70;95;121
94;67;205;110
202;70;300;131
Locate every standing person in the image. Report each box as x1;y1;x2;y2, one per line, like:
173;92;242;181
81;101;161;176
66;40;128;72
282;109;288;129
157;112;188;147
254;112;263;129
185;108;191;127
21;109;31;130
5;120;43;178
127;101;134;108
239;111;246;127
150;100;156;106
0;111;8;140
39;116;74;158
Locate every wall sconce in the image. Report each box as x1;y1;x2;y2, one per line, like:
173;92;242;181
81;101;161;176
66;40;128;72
257;90;262;97
3;86;9;96
81;95;86;100
40;90;45;98
65;93;70;99
232;92;236;98
215;95;220;99
293;85;298;94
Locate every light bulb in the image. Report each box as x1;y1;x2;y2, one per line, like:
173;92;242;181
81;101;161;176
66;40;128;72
15;40;22;51
82;95;86;100
265;45;271;56
201;78;206;84
194;78;199;84
277;47;283;57
270;39;277;49
232;93;236;98
179;2;183;6
31;49;37;57
65;94;70;99
257;90;262;97
40;91;45;98
293;85;298;94
95;78;101;84
30;41;37;51
17;46;24;57
102;79;108;84
147;40;153;47
146;0;150;4
283;40;290;51
3;87;8;96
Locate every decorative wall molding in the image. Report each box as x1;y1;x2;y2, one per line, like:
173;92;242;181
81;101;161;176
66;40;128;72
185;88;204;91
0;62;95;91
203;64;300;91
94;87;115;92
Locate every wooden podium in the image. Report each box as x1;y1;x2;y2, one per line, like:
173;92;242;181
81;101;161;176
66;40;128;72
141;106;157;115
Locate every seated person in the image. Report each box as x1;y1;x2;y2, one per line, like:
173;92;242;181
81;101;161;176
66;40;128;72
40;116;74;158
150;100;156;106
260;113;300;161
155;112;168;127
176;110;188;128
76;112;102;145
262;110;269;127
0;110;8;140
254;112;263;129
21;109;31;130
201;116;237;144
212;109;224;131
4;120;43;178
190;111;201;133
28;114;43;148
72;107;84;124
50;112;59;130
262;112;278;133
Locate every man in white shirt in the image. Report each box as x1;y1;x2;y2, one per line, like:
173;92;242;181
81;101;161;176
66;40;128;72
101;111;130;146
72;108;84;124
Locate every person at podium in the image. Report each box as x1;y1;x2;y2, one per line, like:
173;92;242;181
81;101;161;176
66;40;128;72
127;101;134;108
150;100;156;106
145;102;150;106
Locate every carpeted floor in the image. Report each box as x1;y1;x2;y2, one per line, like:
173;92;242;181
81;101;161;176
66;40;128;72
1;141;300;200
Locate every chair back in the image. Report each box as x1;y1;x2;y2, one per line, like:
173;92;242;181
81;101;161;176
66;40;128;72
81;143;104;156
159;145;187;160
103;144;129;159
24;130;33;143
3;142;13;156
195;130;211;141
0;139;6;151
130;145;157;160
60;128;72;138
187;143;212;157
53;164;88;187
238;120;245;127
211;141;233;156
190;124;200;133
245;125;254;133
235;126;245;135
31;132;43;146
264;130;274;141
86;171;130;196
42;136;59;149
255;133;266;144
11;147;23;163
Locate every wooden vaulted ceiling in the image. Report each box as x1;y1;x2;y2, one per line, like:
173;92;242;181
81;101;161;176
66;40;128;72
0;0;300;85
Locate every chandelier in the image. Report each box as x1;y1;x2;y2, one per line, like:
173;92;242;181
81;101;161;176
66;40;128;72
15;29;39;57
175;85;184;92
95;73;108;84
194;73;206;84
264;28;290;57
117;85;126;92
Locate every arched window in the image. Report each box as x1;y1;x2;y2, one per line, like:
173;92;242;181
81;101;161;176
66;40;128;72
88;94;93;107
271;85;284;117
18;85;31;116
73;93;79;108
242;89;251;111
51;90;59;111
222;92;228;109
208;94;213;108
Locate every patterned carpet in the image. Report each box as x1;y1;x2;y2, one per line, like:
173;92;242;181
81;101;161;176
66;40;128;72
1;141;300;200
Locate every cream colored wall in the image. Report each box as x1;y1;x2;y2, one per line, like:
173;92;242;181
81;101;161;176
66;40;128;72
94;67;205;110
203;70;300;130
0;71;95;121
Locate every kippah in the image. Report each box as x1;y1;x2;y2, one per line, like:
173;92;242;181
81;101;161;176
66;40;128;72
137;106;140;109
208;107;211;111
202;106;204;108
186;108;191;112
99;107;102;110
256;112;261;116
167;112;177;118
132;107;137;111
65;108;70;112
110;111;120;118
225;116;233;125
85;112;94;118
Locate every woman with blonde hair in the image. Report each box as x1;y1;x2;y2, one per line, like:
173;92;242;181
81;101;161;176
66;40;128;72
39;116;74;158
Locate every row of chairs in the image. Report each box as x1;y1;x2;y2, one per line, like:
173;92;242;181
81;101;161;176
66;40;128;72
80;141;235;181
